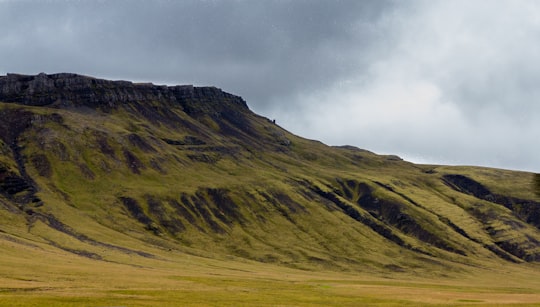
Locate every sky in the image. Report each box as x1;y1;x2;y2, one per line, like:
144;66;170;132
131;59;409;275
1;0;539;172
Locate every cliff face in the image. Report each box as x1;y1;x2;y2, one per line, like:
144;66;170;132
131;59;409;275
0;73;247;110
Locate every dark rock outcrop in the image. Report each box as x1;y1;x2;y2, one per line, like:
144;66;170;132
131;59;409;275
0;73;247;111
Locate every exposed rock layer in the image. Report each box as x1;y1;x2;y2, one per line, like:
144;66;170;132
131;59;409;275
0;73;247;110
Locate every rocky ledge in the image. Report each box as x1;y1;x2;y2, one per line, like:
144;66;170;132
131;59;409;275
0;73;247;110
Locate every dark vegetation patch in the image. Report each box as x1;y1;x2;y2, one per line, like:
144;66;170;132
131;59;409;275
180;145;241;164
187;153;220;164
0;109;37;193
127;133;156;152
502;199;540;229
195;189;234;228
371;180;477;244
78;163;95;180
181;94;251;134
443;175;492;199
0;109;33;144
149;158;166;174
30;154;52;178
494;238;540;262
0;171;32;196
357;182;465;255
206;188;244;224
99;160;111;173
181;96;258;146
47;140;70;161
49;113;64;123
259;192;294;222
388;209;465;255
355;186;465;256
169;198;197;225
95;133;116;158
30;113;64;125
0;287;56;294
215;120;257;146
311;180;466;256
241;192;268;223
146;195;185;234
483;244;520;263
29;210;155;258
67;248;102;260
124;101;186;128
162;136;206;146
438;216;476;242
485;218;540;261
271;191;305;213
119;197;156;232
443;174;540;229
189;194;226;233
0;111;65;202
0;197;20;213
219;108;252;134
384;264;406;272
0;233;39;248
46;239;103;260
466;203;540;262
183;135;206;145
373;181;421;207
122;149;144;174
295;186;338;212
307;184;409;250
0;165;37;205
260;190;306;220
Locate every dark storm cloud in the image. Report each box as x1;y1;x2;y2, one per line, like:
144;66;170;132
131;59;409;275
1;0;539;172
0;0;391;108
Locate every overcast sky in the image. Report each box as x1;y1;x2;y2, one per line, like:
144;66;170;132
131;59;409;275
1;0;539;172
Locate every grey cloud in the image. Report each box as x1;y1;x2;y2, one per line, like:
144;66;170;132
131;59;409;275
284;0;540;172
0;0;392;107
388;1;540;123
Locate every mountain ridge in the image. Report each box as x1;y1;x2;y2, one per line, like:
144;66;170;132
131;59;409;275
0;72;247;110
0;72;539;280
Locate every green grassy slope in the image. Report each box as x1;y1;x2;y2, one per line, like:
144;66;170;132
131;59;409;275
1;74;540;305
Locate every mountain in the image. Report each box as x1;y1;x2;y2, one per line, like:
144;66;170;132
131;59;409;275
1;73;540;305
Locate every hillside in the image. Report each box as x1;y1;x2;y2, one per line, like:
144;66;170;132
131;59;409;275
1;73;540;305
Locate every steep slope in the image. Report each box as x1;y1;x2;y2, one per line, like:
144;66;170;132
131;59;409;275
0;72;539;276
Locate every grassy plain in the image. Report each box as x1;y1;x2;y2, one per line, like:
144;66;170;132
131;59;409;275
2;232;540;307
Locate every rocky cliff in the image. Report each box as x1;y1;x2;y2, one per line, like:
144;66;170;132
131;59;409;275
0;72;247;110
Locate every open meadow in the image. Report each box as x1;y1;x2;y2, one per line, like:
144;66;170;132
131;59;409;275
2;234;540;307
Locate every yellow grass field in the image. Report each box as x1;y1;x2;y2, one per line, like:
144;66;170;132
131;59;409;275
2;234;540;307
